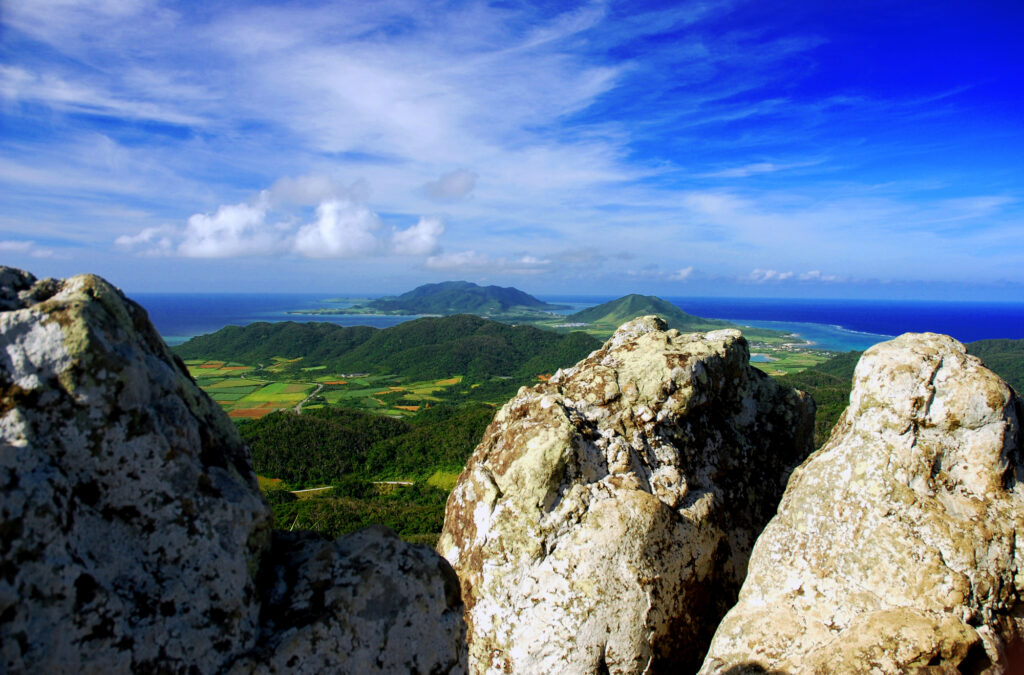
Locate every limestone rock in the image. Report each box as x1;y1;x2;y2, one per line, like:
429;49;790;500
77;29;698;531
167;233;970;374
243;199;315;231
699;333;1024;674
0;268;467;673
438;316;815;673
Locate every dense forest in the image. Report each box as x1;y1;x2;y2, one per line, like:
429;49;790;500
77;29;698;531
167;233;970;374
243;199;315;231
241;404;494;486
241;403;496;544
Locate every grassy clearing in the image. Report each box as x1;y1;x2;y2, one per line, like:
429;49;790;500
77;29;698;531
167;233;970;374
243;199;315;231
426;470;461;491
257;475;283;492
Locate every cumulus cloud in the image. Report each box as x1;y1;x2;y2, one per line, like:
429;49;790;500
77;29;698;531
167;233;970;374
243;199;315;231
116;174;448;259
293;199;382;258
391;216;444;256
178;202;280;258
745;268;794;283
422;169;477;200
668;266;694;281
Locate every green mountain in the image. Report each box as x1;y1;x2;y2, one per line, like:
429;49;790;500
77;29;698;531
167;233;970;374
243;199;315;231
362;281;569;315
173;314;601;382
566;294;786;341
569;294;731;330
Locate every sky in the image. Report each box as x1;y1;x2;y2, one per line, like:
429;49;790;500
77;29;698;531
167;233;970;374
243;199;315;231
1;0;1023;300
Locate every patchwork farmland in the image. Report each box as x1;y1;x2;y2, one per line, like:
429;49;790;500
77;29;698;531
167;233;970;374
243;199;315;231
184;359;466;419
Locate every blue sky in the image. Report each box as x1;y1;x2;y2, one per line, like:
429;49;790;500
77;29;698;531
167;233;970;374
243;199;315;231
1;0;1022;299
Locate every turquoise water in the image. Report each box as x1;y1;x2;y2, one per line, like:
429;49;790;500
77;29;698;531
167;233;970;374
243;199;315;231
729;319;893;352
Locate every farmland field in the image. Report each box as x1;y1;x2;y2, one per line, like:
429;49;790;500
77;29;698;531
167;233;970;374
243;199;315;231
186;359;468;418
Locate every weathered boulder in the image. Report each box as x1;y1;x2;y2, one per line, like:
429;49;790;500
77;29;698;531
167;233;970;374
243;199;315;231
438;316;815;673
699;333;1024;674
0;268;466;673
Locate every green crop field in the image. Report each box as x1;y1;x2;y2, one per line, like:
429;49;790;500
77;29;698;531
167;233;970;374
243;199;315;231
750;350;834;376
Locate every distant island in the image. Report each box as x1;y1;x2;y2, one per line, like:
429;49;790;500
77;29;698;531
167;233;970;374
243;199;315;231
290;281;570;319
290;282;798;347
564;294;735;332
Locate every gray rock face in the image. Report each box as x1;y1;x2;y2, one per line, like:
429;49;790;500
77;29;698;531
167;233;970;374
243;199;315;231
0;268;466;673
699;333;1024;674
438;316;815;674
228;527;466;674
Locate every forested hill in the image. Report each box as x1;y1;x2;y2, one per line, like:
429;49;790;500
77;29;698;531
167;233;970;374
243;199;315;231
364;280;568;314
567;294;786;341
173;314;601;381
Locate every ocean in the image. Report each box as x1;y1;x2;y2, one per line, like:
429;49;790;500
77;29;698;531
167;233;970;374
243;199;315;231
131;293;1024;353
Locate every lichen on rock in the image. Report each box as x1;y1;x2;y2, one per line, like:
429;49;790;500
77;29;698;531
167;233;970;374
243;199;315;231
699;332;1024;674
438;315;815;674
0;267;467;673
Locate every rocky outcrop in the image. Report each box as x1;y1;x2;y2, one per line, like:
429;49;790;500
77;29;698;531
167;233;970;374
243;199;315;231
699;333;1024;674
438;316;815;673
0;268;466;673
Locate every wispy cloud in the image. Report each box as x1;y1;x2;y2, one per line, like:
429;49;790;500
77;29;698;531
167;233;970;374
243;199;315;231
0;240;56;258
425;251;552;275
422;170;477;200
2;0;1021;297
744;268;794;283
696;161;820;179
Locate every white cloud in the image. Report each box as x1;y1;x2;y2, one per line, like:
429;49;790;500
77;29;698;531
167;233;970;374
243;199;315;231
422;170;477;200
391;216;444;256
745;268;794;283
0;65;204;126
114;226;175;256
293;199;382;258
668;266;694;281
116;175;450;259
178;202;280;258
798;270;840;282
0;240;54;258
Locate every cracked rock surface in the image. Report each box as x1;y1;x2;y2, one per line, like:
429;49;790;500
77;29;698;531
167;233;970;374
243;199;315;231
438;316;815;674
699;333;1024;674
0;267;466;673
